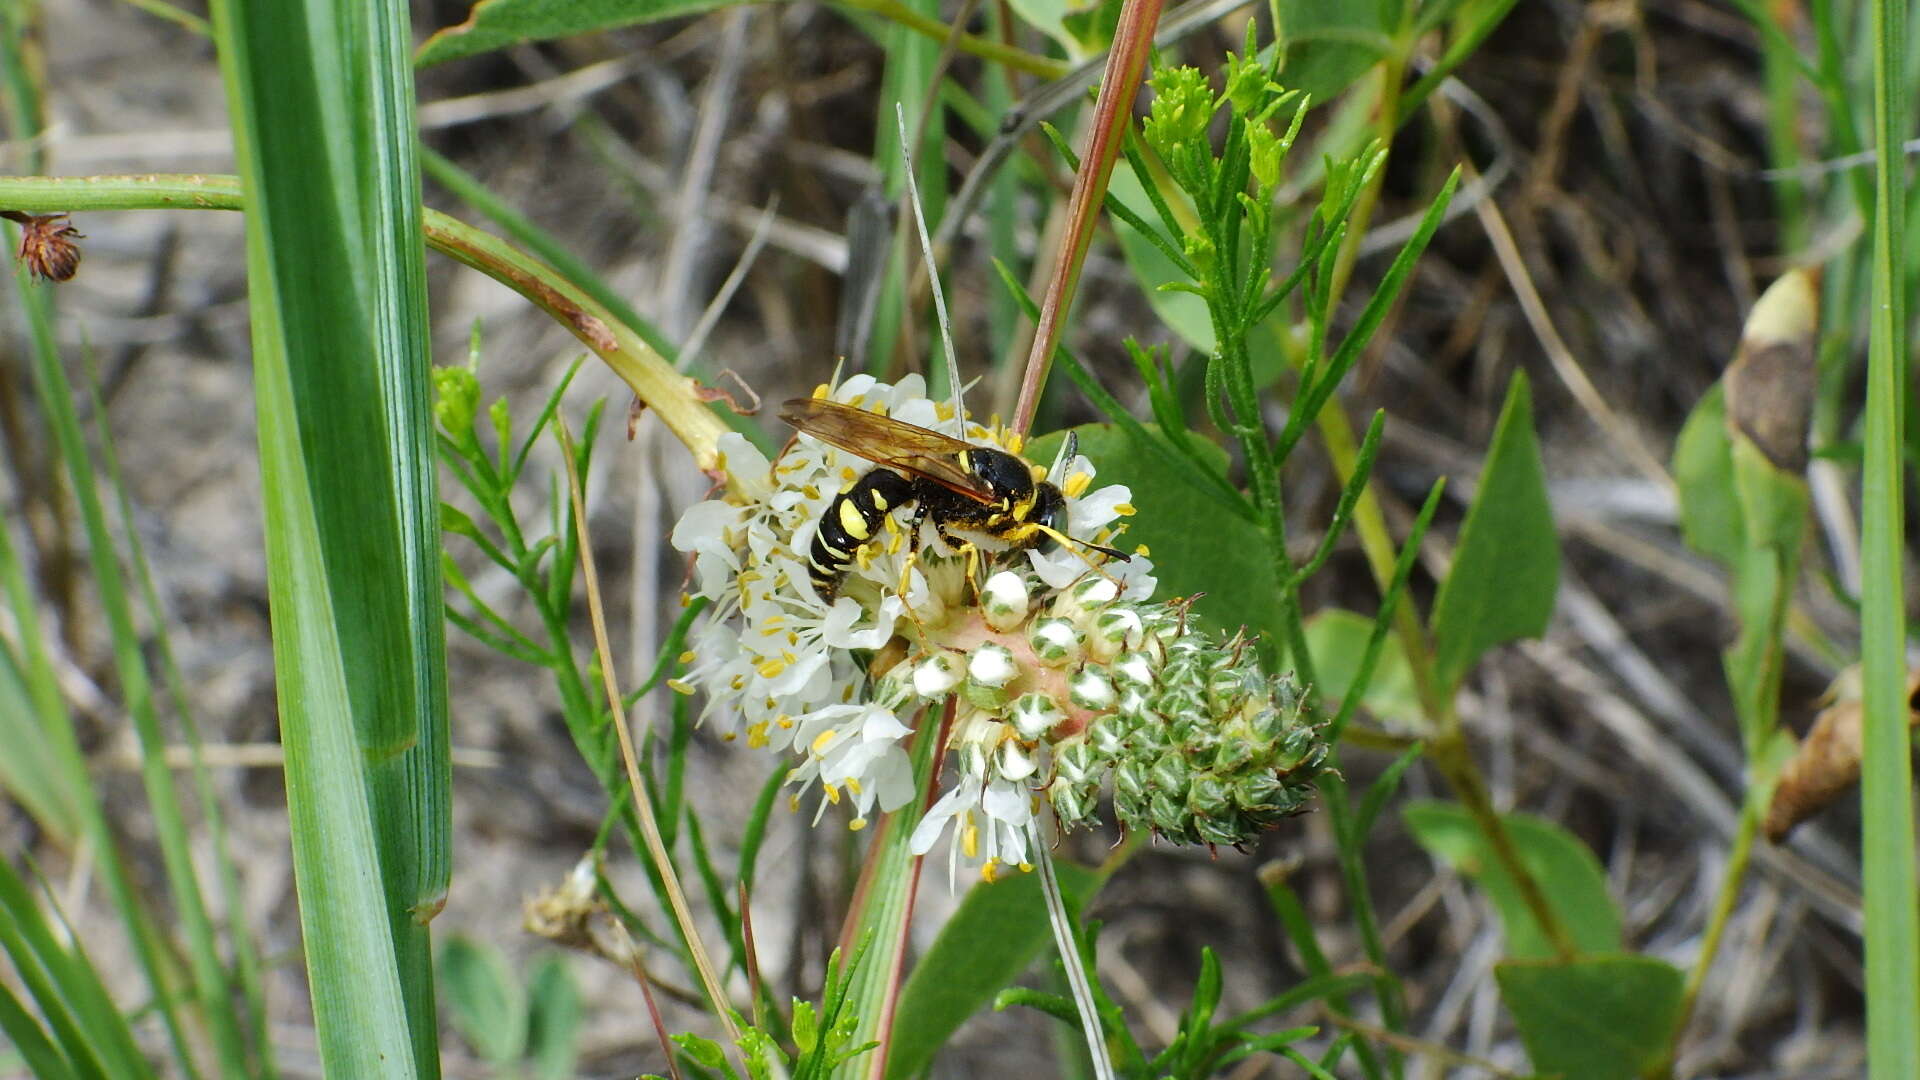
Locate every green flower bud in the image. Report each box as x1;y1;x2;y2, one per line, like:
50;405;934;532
981;570;1030;632
1027;617;1084;667
913;652;963;698
997;738;1038;782
1070;667;1117;712
1009;692;1067;742
1089;607;1145;662
1142;66;1216;159
963;643;1019;709
432;366;481;442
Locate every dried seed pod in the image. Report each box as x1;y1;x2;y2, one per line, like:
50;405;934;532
4;211;84;283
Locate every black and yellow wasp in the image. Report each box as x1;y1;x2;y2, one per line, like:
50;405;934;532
780;397;1127;599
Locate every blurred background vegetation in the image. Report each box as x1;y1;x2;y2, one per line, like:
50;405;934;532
0;0;1910;1075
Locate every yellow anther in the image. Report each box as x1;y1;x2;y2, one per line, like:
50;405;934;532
746;721;770;749
811;728;839;754
1112;502;1136;516
981;859;1001;883
1064;472;1092;498
849;816;869;831
756;658;789;678
845;776;863;796
962;816;980;859
812;383;831;399
667;678;695;695
1134;544;1151;556
677;650;696;664
823;783;842;805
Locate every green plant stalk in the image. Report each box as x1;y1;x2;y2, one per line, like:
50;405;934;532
0;173;733;473
832;0;1065;79
836;704;944;1080
1861;0;1920;1072
1300;46;1581;964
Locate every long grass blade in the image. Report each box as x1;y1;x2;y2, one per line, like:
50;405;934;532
207;0;447;1070
1860;0;1918;1073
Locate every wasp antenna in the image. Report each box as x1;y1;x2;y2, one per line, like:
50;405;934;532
894;103;966;436
1045;430;1080;484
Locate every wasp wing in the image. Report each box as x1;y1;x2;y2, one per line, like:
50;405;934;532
780;397;991;501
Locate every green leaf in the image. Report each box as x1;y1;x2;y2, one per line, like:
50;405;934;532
1108;161;1213;354
1428;370;1559;692
1672;383;1743;565
1495;955;1685;1080
439;937;528;1064
1026;424;1284;644
211;0;446;1069
1403;801;1620;958
1273;0;1397;105
526;954;583;1080
1301;608;1420;729
886;861;1102;1079
417;0;737;66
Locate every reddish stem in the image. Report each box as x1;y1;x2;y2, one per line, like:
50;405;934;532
1009;0;1165;436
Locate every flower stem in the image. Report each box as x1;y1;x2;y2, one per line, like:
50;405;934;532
0;173;731;475
1009;0;1163;436
1033;819;1116;1080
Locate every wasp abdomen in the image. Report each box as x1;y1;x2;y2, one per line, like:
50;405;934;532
809;469;916;599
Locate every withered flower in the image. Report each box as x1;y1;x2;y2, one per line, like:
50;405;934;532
3;211;84;283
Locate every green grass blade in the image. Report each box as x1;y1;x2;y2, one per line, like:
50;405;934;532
208;0;447;1070
1861;0;1919;1072
11;271;253;1079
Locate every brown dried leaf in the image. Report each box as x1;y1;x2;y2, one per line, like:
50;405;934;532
1765;666;1920;842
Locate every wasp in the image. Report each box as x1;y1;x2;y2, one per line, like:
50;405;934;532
780;397;1128;600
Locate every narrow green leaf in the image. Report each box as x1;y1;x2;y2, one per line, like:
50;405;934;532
0;858;151;1080
418;0;736;66
1403;800;1620;958
1861;0;1919;1069
1428;370;1559;692
1495;955;1684;1080
886;861;1102;1079
0;640;85;840
0;977;80;1080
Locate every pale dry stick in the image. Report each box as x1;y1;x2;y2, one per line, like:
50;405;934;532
418;55;649;130
894;105;965;431
656;7;753;342
1468;174;1675;494
1417;916;1501;1080
677;196;781;373
1520;638;1863;934
588;130;850;272
555;416;742;1046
